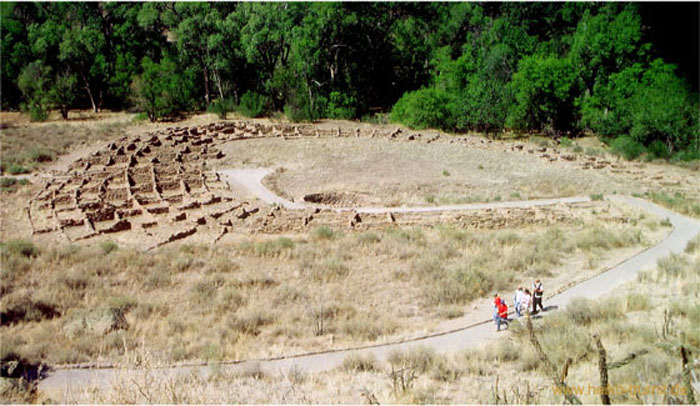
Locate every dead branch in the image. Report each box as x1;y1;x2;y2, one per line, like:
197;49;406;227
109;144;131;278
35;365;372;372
681;346;696;405
561;357;573;382
593;334;611;405
606;349;650;370
525;313;582;405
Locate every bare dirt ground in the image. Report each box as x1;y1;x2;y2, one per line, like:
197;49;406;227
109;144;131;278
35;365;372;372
215;131;698;208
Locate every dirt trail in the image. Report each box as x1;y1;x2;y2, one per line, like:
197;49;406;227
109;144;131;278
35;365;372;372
37;194;700;399
218;168;592;213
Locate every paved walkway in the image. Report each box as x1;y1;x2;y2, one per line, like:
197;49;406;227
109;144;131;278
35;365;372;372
217;168;592;213
37;172;700;399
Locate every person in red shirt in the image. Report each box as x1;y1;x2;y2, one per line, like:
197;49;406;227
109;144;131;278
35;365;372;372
496;298;509;331
493;293;501;325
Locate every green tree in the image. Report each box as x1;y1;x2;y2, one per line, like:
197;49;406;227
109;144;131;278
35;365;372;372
1;3;36;109
131;56;196;121
569;4;647;98
580;63;642;136
629;60;699;153
158;3;236;106
391;87;453;130
17;60;51;121
235;3;302;109
49;71;78;119
507;54;578;134
56;4;109;112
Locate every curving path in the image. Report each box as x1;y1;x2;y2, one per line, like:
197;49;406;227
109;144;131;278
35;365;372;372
37;170;700;400
217;168;593;213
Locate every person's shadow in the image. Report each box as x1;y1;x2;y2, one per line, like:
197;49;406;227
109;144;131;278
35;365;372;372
530;305;559;319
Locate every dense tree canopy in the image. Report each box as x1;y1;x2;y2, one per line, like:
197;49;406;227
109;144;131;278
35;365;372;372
1;2;698;159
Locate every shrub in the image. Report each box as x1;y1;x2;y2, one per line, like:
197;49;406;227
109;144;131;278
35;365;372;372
564;297;624;326
142;270;171;290
685;234;700;254
427;266;506;305
28;148;53;163
391;88;454;130
625;292;651;311
99;240;118;255
108;295;137;312
647;140;670;160
341;353;380;372
610;135;646;160
27;104;49;122
0;177;29;192
217;287;246;311
227;309;273;335
190;278;222;304
209;98;235;119
356;231;381;246
386;227;425;244
0;177;17;188
656;253;689;279
313;257;349;280
208;256;239;273
387;346;437;374
132;112;148;122
243;237;295;257
1;240;39;258
671;147;700;162
531;136;552;148
0;297;60;325
5;164;30;175
647;191;700;217
311;226;336;241
361;113;388;125
339;315;393;340
559;137;574;147
326;91;357;120
237;91;266;118
437;305;464;319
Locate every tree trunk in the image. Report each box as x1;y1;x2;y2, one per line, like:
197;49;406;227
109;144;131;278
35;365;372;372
97;90;103;112
60;106;68;120
681;346;696;405
203;65;211;106
593;335;611;405
526;314;582;405
79;72;97;113
214;69;224;101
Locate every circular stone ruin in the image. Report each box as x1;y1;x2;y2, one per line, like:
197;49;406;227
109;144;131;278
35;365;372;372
25;121;606;248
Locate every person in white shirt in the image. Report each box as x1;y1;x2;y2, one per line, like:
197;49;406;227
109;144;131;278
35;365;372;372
513;286;524;317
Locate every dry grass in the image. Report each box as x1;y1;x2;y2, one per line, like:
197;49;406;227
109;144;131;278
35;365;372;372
0;120;132;174
646;190;700;218
47;232;700;404
35;234;699;404
0;110;231;175
0;209;664;369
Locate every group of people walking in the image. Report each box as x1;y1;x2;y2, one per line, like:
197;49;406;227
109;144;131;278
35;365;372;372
493;279;544;331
